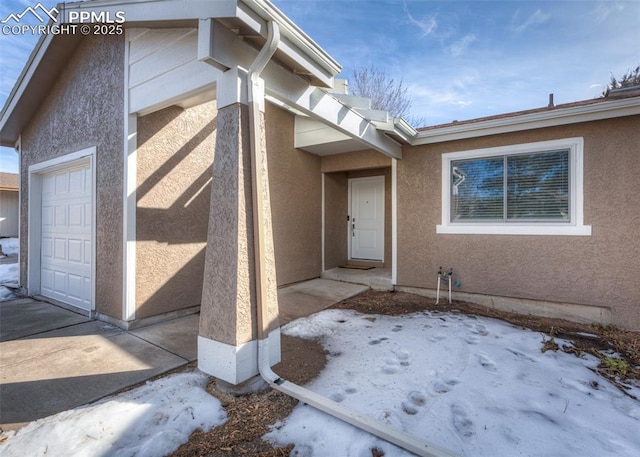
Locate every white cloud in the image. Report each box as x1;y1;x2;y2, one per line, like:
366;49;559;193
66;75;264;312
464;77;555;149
590;2;625;24
511;8;551;33
448;33;476;57
403;1;437;37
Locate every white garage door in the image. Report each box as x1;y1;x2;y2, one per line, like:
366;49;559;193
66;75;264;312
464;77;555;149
40;161;92;310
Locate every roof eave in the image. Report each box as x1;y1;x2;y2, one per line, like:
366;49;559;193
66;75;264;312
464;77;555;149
1;0;342;147
413;97;640;145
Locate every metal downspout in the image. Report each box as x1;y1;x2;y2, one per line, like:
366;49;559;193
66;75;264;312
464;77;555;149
247;20;457;457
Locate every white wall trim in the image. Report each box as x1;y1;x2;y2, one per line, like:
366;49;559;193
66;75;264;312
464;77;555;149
414;97;640;145
437;137;591;236
27;147;97;311
321;172;325;272
123;32;137;321
391;159;398;285
197;330;281;385
15;136;22;283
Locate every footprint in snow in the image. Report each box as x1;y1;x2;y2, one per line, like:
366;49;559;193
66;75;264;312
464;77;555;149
477;353;498;372
433;378;460;394
391;325;403;333
465;336;479;345
472;324;489;336
394;350;411;366
402;391;428;415
368;337;389;346
451;403;476;438
330;386;358;403
382;362;400;374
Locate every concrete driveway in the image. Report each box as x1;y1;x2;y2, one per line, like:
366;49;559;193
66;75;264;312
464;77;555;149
0;278;367;431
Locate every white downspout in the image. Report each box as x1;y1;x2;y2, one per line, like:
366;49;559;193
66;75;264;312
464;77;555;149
247;20;457;457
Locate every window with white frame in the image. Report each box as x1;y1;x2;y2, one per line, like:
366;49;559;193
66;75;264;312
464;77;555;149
437;138;591;236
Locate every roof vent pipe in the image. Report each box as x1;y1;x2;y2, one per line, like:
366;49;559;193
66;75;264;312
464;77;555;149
548;93;555;108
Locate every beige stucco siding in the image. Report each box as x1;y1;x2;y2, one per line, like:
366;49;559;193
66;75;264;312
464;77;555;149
265;104;322;286
398;116;640;330
321;149;391;173
135;102;216;319
324;171;348;269
19;35;124;318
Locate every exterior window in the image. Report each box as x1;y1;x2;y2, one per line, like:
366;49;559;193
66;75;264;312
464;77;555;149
438;138;591;236
452;150;569;222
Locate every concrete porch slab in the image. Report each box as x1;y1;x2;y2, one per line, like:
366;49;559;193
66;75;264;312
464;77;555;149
321;267;393;290
278;278;368;325
130;313;199;361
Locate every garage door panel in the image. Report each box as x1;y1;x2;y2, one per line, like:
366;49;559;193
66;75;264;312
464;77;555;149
40;161;92;311
68;203;84;227
68;239;84;264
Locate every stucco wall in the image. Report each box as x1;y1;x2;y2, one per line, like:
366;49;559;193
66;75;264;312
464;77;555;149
324;172;348;269
265;104;323;286
19;35;124;318
398;116;640;330
135;102;216;319
321;149;391;173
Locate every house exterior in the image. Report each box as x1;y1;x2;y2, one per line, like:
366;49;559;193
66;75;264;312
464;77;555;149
0;172;19;238
1;0;638;385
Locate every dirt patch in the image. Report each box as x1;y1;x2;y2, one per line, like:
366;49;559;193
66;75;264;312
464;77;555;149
170;335;327;457
171;290;639;456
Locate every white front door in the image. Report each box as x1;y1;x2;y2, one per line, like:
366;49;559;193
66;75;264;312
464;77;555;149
40;161;93;310
350;176;384;261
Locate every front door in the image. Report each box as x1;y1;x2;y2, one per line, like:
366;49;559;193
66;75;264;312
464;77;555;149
350;176;384;261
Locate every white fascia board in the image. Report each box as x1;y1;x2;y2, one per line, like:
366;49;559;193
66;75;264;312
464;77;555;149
239;0;341;86
415;97;640;145
273;84;402;159
60;0;238;23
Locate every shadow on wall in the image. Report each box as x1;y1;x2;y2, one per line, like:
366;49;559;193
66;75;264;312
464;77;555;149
134;108;217;318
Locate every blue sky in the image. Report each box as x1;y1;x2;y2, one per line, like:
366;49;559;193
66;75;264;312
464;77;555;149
1;0;639;173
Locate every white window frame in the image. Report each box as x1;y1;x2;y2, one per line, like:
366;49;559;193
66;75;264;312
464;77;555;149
437;137;591;236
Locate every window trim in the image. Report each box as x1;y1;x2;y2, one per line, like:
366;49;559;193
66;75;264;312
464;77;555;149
437;137;591;236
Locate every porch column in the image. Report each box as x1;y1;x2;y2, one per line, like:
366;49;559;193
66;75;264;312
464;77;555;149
197;67;281;385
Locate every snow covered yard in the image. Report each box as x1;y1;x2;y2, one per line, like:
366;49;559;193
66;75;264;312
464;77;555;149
0;237;19;301
0;371;226;457
265;309;640;456
1;306;638;457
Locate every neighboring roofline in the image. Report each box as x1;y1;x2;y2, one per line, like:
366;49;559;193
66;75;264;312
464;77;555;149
414;96;640;145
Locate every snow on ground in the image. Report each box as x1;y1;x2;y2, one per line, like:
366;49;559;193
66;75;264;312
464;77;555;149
0;237;19;256
0;240;19;300
0;370;226;457
265;309;640;457
1;309;638;457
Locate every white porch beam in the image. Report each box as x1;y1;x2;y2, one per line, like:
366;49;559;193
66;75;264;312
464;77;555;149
199;19;402;159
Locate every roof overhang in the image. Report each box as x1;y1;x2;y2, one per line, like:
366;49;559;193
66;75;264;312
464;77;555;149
414;97;640;145
0;0;342;147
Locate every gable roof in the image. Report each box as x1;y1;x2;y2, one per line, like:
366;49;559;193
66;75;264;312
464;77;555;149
0;0;342;147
